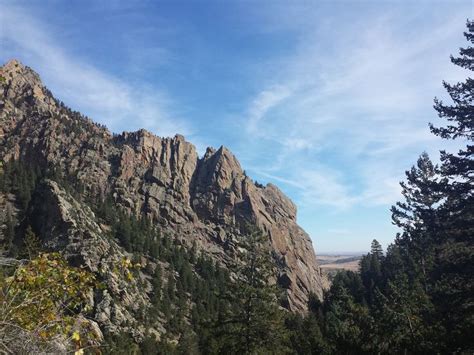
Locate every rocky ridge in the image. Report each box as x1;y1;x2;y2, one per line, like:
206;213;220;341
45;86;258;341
30;179;151;338
0;59;328;314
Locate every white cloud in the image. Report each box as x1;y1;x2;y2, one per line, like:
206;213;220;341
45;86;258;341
0;3;188;138
241;6;469;210
256;168;357;209
247;85;291;135
297;170;358;209
282;137;313;151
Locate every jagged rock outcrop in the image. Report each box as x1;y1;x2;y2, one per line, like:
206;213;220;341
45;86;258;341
0;59;328;313
29;180;149;337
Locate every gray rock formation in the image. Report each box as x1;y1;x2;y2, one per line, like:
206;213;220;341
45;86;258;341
29;180;147;337
0;59;328;314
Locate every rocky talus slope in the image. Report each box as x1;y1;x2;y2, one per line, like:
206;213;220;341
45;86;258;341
0;59;327;319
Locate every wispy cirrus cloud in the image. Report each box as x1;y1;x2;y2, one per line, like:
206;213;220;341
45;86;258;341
0;3;188;138
241;5;468;212
246;85;292;136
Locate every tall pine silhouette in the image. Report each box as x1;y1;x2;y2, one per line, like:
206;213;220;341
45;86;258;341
430;19;474;349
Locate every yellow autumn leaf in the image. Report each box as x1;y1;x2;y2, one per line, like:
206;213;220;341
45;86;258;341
39;330;48;339
74;349;84;355
72;331;81;341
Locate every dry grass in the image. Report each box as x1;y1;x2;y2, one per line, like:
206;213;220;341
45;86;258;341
317;254;362;279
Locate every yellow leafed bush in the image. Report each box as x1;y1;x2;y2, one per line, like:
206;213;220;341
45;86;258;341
0;253;99;352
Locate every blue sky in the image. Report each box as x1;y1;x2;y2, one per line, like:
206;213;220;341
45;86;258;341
1;0;472;253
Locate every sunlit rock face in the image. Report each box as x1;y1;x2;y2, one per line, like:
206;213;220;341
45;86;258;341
0;59;328;313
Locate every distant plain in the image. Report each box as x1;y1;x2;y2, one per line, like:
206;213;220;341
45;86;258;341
317;254;362;278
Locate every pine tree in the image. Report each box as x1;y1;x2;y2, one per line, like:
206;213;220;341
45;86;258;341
218;227;288;354
114;212;132;252
4;206;15;252
0;161;4;192
391;153;442;289
330;270;365;304
151;264;162;303
431;22;474;140
370;239;383;260
2;161;12;192
324;284;373;353
286;312;328;354
372;275;437;353
429;20;474;350
391;153;442;233
360;239;384;305
23;225;41;260
167;273;176;302
176;327;200;355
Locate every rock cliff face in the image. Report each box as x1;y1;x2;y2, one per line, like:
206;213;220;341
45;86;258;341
0;59;327;313
29;179;150;337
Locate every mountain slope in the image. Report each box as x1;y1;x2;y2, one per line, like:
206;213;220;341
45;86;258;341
0;59;328;313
